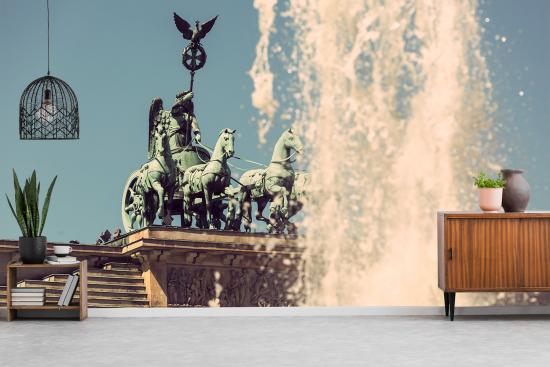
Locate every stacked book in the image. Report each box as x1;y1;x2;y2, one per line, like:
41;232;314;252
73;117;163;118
58;274;79;306
11;288;45;306
46;255;79;265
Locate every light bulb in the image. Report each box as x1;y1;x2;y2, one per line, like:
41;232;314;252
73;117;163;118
35;89;57;123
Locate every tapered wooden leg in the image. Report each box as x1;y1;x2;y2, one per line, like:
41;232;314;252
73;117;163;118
449;292;456;321
444;292;449;317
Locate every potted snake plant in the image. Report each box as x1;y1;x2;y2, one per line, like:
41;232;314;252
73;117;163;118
473;172;506;212
5;170;57;263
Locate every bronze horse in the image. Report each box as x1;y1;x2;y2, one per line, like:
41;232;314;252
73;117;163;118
132;127;178;227
240;129;303;233
181;128;236;229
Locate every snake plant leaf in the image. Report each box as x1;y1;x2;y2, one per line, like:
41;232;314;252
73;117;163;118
24;179;35;237
39;175;57;236
6;194;28;237
30;171;40;237
37;181;41;234
13;170;30;236
25;177;36;237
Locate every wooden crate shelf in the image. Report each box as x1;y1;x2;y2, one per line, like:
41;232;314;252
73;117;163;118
6;260;87;321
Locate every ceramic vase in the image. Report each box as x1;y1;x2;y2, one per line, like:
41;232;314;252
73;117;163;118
18;236;46;264
478;188;503;212
501;169;530;212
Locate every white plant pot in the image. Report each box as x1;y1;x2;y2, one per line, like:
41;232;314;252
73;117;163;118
478;188;503;212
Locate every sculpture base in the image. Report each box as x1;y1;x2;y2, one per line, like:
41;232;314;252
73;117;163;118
0;227;304;308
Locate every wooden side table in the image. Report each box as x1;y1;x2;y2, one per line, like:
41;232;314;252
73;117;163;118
438;212;550;321
6;260;88;321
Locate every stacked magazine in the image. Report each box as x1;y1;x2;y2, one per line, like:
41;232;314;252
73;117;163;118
46;255;79;265
11;288;45;306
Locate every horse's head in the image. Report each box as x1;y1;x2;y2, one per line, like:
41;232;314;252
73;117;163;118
282;128;303;154
218;128;236;158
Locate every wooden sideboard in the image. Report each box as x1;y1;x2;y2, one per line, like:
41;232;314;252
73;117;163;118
438;212;550;320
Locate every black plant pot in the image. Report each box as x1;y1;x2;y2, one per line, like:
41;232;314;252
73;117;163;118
18;236;47;264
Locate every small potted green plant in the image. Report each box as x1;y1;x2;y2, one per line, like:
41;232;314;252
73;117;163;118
5;170;57;264
473;172;506;212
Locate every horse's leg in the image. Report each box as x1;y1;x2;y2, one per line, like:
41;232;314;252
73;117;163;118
152;181;165;219
266;200;279;233
234;191;243;231
143;210;151;227
223;200;233;231
234;197;242;231
227;196;241;231
197;211;206;229
256;197;271;224
135;213;143;229
163;185;174;226
279;191;291;233
129;212;136;229
181;189;192;227
240;190;252;232
142;193;151;227
284;200;300;234
268;185;289;217
203;187;215;229
214;200;225;230
267;188;287;233
266;184;291;233
200;175;213;229
281;188;290;217
143;192;157;227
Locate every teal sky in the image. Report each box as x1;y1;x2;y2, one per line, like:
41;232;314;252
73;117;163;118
0;0;264;242
0;0;549;242
482;0;550;201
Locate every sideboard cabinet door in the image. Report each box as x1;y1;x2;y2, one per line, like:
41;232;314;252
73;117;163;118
447;219;521;290
519;219;550;288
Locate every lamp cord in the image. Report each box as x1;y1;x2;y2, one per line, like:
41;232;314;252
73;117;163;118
47;0;50;75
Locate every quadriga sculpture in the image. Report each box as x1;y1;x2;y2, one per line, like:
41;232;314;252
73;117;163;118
240;129;303;233
181;128;236;229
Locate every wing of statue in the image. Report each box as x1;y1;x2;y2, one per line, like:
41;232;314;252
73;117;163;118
148;97;163;159
198;15;218;39
173;12;193;40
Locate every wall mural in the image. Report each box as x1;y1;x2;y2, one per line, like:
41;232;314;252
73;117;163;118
2;1;547;310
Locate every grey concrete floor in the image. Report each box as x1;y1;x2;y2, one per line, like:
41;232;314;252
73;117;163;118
1;316;549;366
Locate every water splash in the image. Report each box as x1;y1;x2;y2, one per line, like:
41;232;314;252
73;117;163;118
249;0;501;305
249;0;279;144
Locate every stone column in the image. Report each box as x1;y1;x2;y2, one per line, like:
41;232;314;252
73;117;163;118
132;251;169;307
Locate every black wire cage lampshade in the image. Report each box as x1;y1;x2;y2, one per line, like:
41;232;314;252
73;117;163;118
19;75;79;140
19;0;79;140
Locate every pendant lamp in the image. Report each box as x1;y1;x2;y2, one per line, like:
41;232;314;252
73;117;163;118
19;0;79;140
